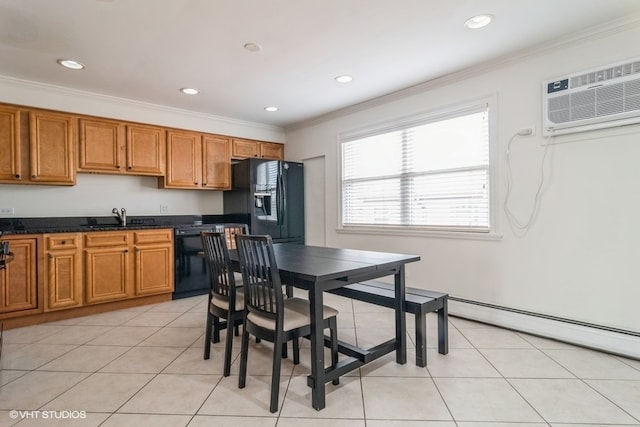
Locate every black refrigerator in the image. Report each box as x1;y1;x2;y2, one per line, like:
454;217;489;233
223;158;304;244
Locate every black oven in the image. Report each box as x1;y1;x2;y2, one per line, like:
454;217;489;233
173;225;218;299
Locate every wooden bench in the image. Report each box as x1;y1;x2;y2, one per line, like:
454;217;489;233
329;280;448;367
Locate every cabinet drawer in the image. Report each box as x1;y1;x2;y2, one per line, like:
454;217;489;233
134;229;173;245
84;231;130;248
45;233;81;250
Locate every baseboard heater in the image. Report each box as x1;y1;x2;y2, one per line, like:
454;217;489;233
448;296;640;360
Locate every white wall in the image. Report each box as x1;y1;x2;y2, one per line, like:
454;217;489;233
285;23;640;355
0;76;285;217
0;174;223;217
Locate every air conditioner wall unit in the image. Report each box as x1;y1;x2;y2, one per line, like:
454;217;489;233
542;57;640;136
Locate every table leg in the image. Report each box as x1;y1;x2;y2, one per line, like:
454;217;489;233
395;266;407;364
309;284;326;410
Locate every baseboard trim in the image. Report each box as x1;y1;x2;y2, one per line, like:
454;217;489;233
448;297;640;360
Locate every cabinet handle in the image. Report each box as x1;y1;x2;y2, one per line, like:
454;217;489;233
127;166;132;170
48;254;54;259
194;182;198;185
124;249;129;253
61;240;66;245
116;165;121;169
15;174;20;179
31;174;36;178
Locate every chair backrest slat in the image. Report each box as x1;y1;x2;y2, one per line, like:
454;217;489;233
201;231;236;300
236;235;282;322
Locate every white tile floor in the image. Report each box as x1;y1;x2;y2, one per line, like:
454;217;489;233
1;293;639;426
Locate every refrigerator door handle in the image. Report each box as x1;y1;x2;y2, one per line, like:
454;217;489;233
277;171;285;226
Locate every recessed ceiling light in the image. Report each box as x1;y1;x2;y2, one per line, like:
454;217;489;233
335;75;353;83
57;59;85;70
244;42;262;52
464;14;494;29
264;106;279;112
180;87;199;95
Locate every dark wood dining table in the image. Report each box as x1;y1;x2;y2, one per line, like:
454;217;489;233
268;243;420;410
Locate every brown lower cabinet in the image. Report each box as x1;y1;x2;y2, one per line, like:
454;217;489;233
84;229;174;304
84;231;132;304
0;236;38;316
45;233;83;311
0;229;174;321
133;230;174;296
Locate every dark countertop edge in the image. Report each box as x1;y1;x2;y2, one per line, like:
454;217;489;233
0;214;250;236
1;224;175;235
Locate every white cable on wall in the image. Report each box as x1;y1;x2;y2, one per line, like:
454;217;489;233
503;130;553;235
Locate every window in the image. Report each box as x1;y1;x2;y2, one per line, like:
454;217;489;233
340;104;491;233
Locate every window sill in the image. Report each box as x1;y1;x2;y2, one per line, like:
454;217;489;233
336;226;503;241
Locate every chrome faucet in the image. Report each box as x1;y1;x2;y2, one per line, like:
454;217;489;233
112;208;127;227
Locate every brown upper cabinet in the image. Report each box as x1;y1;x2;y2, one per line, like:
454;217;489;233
1;103;285;188
202;134;232;189
232;138;284;160
0;105;22;182
0;106;76;185
29;110;76;184
161;130;231;190
78;118;165;176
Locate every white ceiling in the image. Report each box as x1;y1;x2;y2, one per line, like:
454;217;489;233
2;0;640;129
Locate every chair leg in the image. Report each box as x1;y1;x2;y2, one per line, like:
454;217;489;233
270;333;284;413
329;317;339;385
238;326;250;389
204;311;213;360
213;316;221;343
293;337;300;365
223;314;236;377
281;342;288;359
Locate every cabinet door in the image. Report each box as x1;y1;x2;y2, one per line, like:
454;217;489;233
84;247;131;304
134;244;173;295
202;134;231;189
164;130;201;188
45;234;82;311
231;138;259;159
84;232;131;304
260;142;284;160
0;238;37;314
126;124;165;175
29;110;76;184
0;105;23;182
78;118;125;173
133;230;173;296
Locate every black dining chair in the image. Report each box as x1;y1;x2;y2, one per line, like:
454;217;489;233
201;230;245;376
235;234;339;413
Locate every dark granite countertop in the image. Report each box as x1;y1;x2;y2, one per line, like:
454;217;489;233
0;214;250;235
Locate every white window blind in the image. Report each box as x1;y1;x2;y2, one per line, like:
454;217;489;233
341;107;490;232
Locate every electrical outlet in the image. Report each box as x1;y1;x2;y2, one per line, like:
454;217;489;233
0;207;15;215
160;204;169;214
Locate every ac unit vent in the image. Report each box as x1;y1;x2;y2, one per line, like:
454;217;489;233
542;57;640;136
